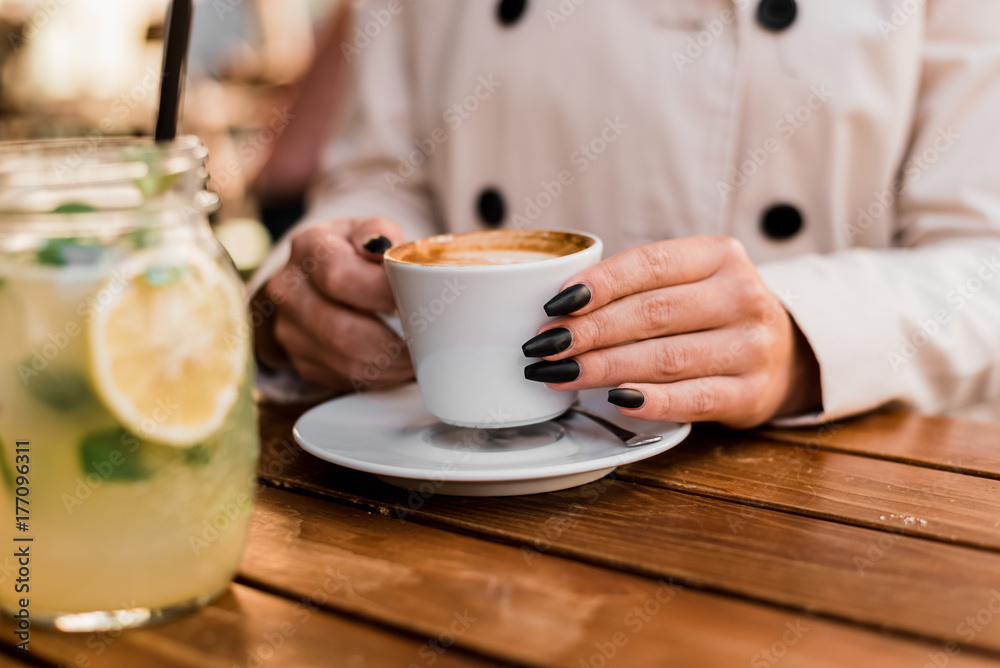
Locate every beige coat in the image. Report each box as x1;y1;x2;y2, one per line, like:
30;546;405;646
254;0;1000;423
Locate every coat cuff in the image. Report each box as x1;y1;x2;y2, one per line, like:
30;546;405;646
757;253;902;424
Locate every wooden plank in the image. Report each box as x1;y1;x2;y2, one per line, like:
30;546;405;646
0;651;36;667
0;584;497;668
615;429;1000;551
260;403;1000;550
754;411;1000;478
256;420;1000;653
242;485;1000;668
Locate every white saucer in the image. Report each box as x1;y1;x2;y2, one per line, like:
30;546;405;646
293;384;691;497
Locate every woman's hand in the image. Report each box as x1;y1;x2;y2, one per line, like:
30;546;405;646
252;218;415;394
522;236;821;428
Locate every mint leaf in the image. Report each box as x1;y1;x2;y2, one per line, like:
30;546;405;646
142;265;186;287
0;439;13;493
21;364;95;411
126;145;181;198
36;238;103;266
51;202;98;214
128;227;160;250
80;428;149;482
184;444;211;466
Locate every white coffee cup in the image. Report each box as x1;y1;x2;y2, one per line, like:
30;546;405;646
385;229;603;428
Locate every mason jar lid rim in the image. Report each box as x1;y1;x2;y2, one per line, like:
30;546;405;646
0;135;208;189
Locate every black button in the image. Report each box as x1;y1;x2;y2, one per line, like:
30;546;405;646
477;188;506;227
756;0;797;32
761;204;803;240
497;0;527;26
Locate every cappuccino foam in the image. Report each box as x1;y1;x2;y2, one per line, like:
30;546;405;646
386;230;593;268
411;249;558;267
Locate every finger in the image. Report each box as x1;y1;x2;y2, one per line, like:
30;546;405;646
527;278;740;360
274;280;413;373
288;226;396;312
350;217;407;261
526;329;754;390
285;352;409;393
299;303;413;379
543;236;744;317
273;316;356;387
293;359;356;392
275;312;414;388
609;377;765;428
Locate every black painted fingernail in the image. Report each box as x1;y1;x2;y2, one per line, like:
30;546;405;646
608;388;645;409
524;359;580;383
362;235;392;254
544;284;591;317
522;328;573;358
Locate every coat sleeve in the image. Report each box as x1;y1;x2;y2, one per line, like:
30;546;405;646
248;2;438;402
757;0;1000;423
248;0;440;298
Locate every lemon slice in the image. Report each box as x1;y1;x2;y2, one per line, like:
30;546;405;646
88;247;248;447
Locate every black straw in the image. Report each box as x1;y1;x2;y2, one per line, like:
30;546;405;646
154;0;193;142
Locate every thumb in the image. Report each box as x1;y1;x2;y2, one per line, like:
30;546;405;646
351;218;407;261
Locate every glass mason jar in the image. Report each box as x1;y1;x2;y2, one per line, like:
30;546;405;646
0;136;259;631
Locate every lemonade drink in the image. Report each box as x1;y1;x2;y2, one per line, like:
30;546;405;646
0;137;259;630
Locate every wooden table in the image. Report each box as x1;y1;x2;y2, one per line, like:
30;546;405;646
4;403;1000;667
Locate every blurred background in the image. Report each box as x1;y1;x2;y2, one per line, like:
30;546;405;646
0;0;348;273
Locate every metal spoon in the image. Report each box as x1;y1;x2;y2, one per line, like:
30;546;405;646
558;405;662;447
